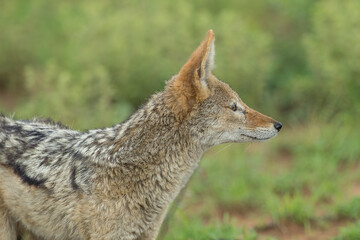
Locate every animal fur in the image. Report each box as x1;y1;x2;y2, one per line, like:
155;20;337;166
0;30;281;240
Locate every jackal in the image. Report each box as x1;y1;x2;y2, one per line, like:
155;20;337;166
0;30;281;240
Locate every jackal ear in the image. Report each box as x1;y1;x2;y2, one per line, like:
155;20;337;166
165;30;215;119
179;29;215;88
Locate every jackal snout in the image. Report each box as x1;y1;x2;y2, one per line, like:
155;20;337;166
245;107;282;132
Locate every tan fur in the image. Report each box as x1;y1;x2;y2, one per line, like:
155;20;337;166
0;30;281;240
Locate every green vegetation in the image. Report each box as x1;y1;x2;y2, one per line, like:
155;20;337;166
1;0;359;239
163;214;245;240
334;222;360;240
337;198;360;221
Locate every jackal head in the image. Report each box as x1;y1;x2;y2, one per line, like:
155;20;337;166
165;30;281;147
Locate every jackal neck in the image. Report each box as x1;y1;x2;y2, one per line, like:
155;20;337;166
79;92;205;171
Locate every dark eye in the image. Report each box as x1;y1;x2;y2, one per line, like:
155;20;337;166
230;103;238;112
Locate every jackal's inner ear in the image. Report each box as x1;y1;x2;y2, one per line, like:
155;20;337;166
196;37;215;86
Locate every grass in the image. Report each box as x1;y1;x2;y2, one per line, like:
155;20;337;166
334;222;360;240
163;213;244;240
337;198;360;221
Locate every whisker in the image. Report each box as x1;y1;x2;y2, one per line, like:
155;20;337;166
215;143;234;155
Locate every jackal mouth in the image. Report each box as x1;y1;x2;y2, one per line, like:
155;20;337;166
241;134;273;141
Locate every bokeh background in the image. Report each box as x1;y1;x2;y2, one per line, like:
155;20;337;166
1;0;360;239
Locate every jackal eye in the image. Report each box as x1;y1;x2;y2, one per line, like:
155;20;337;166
230;103;238;112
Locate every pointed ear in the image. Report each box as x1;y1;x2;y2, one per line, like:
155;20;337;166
179;29;215;87
165;30;216;119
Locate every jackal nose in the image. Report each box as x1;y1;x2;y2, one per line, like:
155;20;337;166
274;122;282;132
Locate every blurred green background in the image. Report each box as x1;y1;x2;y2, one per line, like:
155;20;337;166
1;0;359;239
